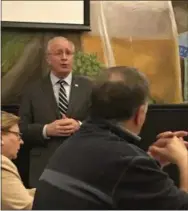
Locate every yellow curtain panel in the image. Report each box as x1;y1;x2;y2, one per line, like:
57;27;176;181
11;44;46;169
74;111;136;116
81;1;183;103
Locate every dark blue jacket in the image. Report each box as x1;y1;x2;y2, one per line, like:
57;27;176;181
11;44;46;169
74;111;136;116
33;118;188;210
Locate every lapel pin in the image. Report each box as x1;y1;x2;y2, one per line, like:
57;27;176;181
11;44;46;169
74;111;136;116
75;84;79;87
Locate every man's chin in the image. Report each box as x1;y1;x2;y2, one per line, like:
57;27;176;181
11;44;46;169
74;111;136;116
59;68;71;73
57;69;71;77
52;69;72;77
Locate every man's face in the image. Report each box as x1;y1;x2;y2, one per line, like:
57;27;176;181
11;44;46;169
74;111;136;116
47;39;74;77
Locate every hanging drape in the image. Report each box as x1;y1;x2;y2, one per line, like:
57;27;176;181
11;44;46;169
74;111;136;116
81;1;183;103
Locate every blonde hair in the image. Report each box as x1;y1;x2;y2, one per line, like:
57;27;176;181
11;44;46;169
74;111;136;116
1;111;20;133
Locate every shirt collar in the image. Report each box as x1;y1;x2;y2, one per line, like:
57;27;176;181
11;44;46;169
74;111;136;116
117;123;141;141
50;72;72;86
87;117;141;145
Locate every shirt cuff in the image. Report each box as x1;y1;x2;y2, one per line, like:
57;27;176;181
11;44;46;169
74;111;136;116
78;121;82;126
43;125;50;139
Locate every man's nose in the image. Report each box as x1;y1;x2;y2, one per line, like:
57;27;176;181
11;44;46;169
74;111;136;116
61;53;68;60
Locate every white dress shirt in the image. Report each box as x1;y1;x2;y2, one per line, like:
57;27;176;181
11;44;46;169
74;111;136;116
50;72;72;103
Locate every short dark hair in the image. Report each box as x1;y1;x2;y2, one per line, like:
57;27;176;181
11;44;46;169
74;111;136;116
90;66;150;121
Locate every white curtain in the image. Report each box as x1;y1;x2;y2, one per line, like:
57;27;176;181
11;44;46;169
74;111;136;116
83;1;183;103
90;1;179;65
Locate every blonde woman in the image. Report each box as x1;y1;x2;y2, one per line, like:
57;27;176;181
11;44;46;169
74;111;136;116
1;111;36;210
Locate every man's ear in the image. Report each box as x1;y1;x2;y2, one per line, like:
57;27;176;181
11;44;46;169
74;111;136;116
133;107;141;126
46;54;51;65
134;104;148;126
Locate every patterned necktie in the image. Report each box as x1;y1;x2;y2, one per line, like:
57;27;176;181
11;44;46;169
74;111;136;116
58;80;68;116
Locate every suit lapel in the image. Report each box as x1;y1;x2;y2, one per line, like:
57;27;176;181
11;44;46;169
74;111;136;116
41;75;60;119
67;76;81;116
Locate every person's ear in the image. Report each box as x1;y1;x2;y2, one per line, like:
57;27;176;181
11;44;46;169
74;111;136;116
46;53;51;65
133;107;141;126
134;104;147;126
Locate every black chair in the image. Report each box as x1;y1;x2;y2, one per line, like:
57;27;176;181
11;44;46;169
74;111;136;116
140;104;188;187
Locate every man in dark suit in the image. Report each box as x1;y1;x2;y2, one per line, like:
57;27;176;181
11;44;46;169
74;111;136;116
19;37;93;187
33;66;188;209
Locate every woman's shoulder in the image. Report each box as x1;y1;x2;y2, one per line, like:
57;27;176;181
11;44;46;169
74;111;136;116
1;155;20;178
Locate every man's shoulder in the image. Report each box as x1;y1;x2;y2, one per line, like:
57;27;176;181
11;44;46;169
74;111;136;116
74;75;93;86
24;75;49;93
74;123;148;159
27;79;41;89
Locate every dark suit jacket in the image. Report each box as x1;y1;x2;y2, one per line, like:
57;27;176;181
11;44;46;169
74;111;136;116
32;118;188;210
19;74;92;187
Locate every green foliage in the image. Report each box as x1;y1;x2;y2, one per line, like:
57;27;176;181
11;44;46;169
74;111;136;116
2;31;33;76
148;97;157;104
73;51;103;77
